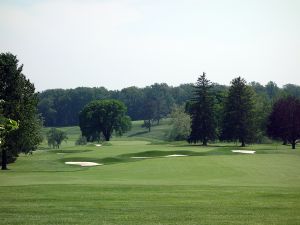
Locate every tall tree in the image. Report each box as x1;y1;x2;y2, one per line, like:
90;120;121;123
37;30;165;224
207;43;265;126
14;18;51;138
188;73;217;146
267;96;300;149
0;53;43;169
221;77;255;147
79;99;131;141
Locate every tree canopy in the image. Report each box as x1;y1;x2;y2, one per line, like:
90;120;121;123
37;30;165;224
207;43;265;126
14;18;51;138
0;101;19;170
37;80;300;130
0;53;43;169
79;99;131;141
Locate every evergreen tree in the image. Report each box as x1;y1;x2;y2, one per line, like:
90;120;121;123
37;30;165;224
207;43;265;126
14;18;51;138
0;53;43;169
221;77;255;147
188;73;216;145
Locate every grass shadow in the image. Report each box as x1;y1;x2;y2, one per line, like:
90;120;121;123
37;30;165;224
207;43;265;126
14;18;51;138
51;149;93;154
61;148;235;167
127;131;149;137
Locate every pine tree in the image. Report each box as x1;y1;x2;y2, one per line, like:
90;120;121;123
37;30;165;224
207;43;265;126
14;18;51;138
188;73;216;146
221;77;255;147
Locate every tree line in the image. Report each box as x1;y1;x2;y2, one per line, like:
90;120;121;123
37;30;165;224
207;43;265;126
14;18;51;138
38;81;300;128
172;73;300;149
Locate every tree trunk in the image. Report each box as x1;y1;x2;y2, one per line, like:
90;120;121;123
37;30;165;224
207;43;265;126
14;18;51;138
292;140;296;149
241;139;245;147
103;129;111;141
1;148;8;170
148;119;151;132
203;139;207;146
282;139;287;145
104;133;110;141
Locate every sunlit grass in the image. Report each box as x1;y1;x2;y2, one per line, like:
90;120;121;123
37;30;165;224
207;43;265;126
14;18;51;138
1;120;300;224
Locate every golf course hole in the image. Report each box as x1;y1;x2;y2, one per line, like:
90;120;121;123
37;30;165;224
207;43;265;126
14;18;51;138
65;162;103;167
231;150;256;154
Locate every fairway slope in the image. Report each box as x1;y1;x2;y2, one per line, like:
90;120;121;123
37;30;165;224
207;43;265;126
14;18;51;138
1;124;300;224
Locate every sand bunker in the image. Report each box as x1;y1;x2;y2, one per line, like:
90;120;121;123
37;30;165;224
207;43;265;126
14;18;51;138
65;162;102;167
164;154;188;157
231;150;256;154
131;156;152;159
95;144;102;147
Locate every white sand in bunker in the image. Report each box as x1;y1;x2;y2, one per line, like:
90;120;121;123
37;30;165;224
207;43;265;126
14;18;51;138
95;144;102;147
164;154;188;157
131;156;152;159
65;162;102;167
231;150;256;154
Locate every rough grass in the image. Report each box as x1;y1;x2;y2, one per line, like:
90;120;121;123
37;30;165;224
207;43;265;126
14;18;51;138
1;120;300;224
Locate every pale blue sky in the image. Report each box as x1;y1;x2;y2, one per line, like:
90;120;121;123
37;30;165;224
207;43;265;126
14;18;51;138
0;0;299;91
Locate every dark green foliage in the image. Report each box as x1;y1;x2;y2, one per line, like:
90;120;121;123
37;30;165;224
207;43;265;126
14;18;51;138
0;52;43;168
47;128;68;149
221;77;256;147
188;73;217;145
37;80;300;130
265;81;281;101
38;87;110;126
282;84;300;98
0;100;19;170
79;99;131;141
118;87;145;121
267;96;300;149
38;83;189;127
142;83;175;126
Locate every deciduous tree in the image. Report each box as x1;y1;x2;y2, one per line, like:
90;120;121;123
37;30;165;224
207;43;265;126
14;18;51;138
46;128;68;149
267;96;300;149
168;105;191;141
79;99;131;141
0;100;19;170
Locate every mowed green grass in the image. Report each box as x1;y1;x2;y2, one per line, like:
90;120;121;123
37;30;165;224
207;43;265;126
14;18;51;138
1;119;300;225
